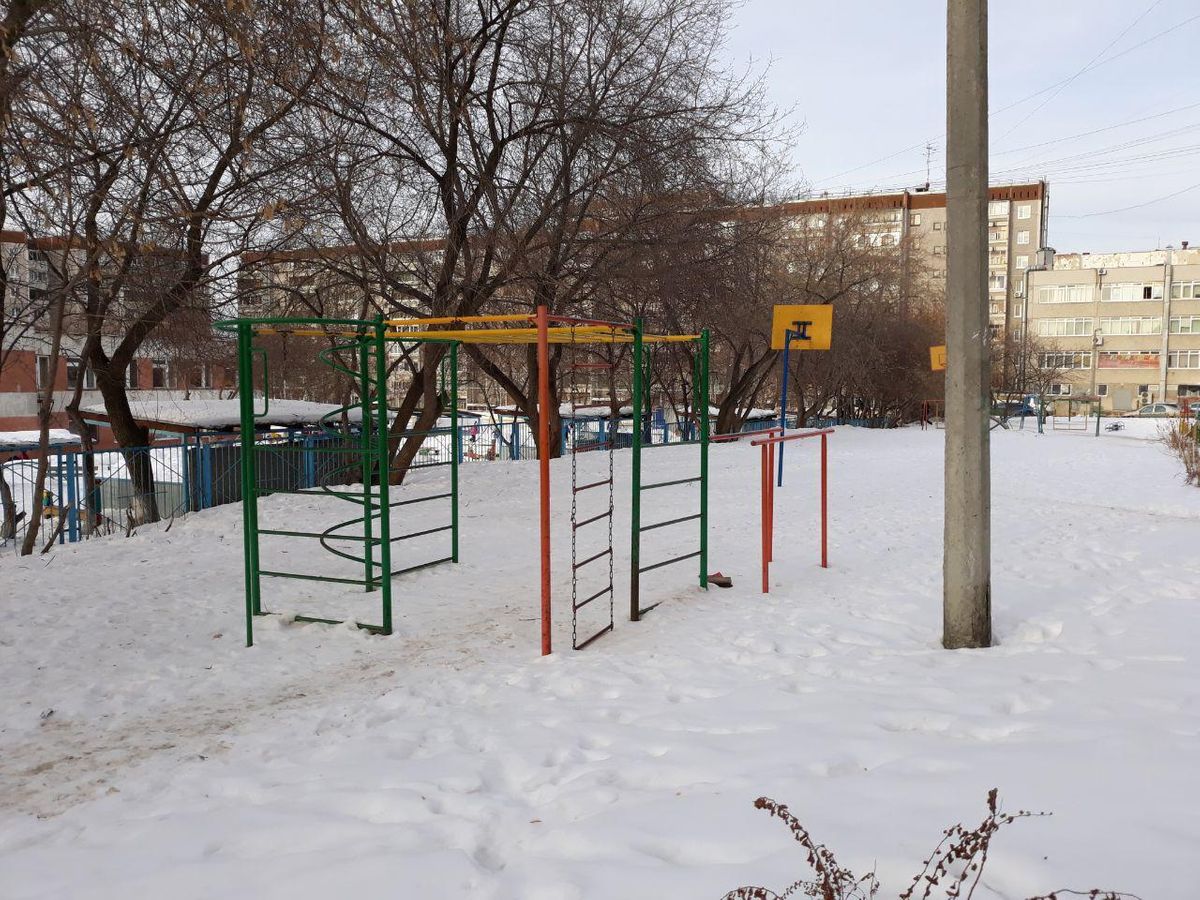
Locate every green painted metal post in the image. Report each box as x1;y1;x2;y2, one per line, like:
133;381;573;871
450;342;460;563
630;319;644;621
374;319;392;634
699;329;710;589
359;337;374;591
237;322;258;645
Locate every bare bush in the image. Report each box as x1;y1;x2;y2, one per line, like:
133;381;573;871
720;790;1139;900
1160;421;1199;485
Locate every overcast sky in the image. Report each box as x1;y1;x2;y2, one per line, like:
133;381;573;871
723;0;1200;253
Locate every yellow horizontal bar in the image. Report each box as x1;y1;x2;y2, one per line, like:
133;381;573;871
385;314;534;327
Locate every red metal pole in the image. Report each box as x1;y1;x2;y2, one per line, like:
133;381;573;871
767;441;775;562
761;444;769;593
820;432;828;568
537;305;552;655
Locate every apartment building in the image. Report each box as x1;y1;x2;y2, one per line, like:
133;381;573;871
1;230;233;439
769;180;1049;332
1023;245;1200;412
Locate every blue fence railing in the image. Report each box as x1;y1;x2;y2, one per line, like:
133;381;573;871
1;412;884;550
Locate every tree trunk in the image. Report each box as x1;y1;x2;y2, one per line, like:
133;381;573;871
94;363;158;524
0;467;17;541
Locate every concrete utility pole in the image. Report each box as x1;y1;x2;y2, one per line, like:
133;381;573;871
943;0;991;649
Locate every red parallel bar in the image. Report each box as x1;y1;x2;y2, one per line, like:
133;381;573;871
545;314;635;330
711;426;784;444
749;428;835;447
761;444;770;593
821;432;828;568
767;441;775;563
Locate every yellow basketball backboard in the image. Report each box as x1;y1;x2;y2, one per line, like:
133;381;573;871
930;345;947;371
770;304;833;351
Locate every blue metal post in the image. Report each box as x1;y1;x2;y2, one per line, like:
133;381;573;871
511;421;520;460
181;437;191;513
65;451;78;542
778;331;793;487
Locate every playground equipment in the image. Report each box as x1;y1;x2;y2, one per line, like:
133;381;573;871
750;428;831;593
217;310;710;654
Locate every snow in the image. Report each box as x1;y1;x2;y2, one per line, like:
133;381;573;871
80;398;356;430
1;421;1197;899
0;429;77;450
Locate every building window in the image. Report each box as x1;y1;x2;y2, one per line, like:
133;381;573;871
1097;384;1108;397
65;359;96;390
1169;315;1200;334
1037;284;1093;304
1012;304;1023;319
933;221;943;231
1168;350;1200;369
1170;281;1199;299
1015;255;1029;269
188;365;211;389
933;245;945;255
36;355;52;389
1040;351;1092;369
126;362;140;389
989;273;1007;292
1016;230;1030;245
909;213;922;226
988;200;1009;216
1098;316;1163;336
1017;205;1032;220
1097;350;1160;368
1048;383;1073;396
1101;282;1163;302
152;359;169;388
1037;317;1094;337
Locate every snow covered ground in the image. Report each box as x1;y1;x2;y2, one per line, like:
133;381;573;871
0;420;1197;899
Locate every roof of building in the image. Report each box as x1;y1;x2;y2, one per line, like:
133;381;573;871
80;398;481;434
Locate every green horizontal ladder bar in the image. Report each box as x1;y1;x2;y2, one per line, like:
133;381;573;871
638;549;701;575
640;475;701;491
639;512;701;533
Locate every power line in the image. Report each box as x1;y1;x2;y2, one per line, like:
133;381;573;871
809;9;1200;188
993;0;1165;144
1057;181;1200;218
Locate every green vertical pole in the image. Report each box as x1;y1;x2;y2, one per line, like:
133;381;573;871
359;336;374;591
374;319;392;634
237;322;258;645
630;319;644;621
699;329;710;589
450;342;460;563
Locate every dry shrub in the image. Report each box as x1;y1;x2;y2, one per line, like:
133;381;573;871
720;790;1140;900
1159;422;1200;485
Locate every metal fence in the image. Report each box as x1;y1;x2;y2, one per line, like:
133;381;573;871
1;413;875;551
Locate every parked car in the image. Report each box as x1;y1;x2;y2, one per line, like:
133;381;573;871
1123;402;1179;417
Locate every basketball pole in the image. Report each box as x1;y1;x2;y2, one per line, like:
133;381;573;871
943;0;992;649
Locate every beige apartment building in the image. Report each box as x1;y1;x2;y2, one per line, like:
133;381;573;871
770;180;1049;333
1024;245;1200;412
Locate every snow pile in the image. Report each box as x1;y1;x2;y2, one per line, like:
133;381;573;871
0;429;77;450
0;423;1196;899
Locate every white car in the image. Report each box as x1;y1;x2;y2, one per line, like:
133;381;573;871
1124;402;1179;418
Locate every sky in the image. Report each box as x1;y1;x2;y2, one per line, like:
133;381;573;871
723;0;1200;254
